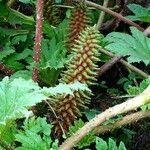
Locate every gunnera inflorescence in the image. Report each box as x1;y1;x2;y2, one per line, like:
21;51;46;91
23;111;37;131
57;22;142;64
43;0;60;26
52;26;103;136
67;2;91;50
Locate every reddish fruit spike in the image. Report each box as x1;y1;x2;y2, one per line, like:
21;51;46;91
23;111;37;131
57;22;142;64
67;2;91;50
43;0;59;25
53;27;103;137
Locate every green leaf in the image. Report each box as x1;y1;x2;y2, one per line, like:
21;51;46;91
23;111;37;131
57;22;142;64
105;27;150;65
96;137;108;150
4;49;33;71
39;36;68;85
127;4;150;23
119;142;127;150
127;78;150;95
95;137;127;150
0;43;15;61
108;138;117;150
10;70;32;80
15;117;58;150
67;119;96;149
40;38;67;69
85;109;100;121
0;77;48;126
0;27;29;37
41;81;90;96
127;77;150;110
0;77;49;144
0;2;34;25
11;35;27;45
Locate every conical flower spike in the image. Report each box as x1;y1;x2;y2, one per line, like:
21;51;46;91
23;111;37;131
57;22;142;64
67;2;91;50
53;26;103;137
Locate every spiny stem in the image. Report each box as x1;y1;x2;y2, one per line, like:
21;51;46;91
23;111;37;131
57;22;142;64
32;0;44;81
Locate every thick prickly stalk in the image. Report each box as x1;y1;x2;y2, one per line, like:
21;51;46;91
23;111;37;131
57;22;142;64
32;0;44;81
68;2;91;50
53;26;102;136
43;0;59;26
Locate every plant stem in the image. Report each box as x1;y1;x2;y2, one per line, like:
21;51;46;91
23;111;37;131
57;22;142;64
94;110;150;135
74;0;144;31
58;85;150;150
96;0;109;30
32;0;44;81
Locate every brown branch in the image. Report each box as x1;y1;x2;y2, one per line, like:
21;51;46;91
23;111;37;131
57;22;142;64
59;85;150;150
32;0;44;81
94;110;150;135
0;63;13;75
98;56;122;76
74;0;144;31
98;48;149;78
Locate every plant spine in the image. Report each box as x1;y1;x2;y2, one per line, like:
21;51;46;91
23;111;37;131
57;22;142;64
53;26;102;136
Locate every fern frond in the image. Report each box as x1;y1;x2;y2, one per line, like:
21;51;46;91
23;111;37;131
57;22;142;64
53;26;102;136
67;2;91;50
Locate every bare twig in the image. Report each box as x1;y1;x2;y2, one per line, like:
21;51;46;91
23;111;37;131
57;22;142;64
96;0;109;30
98;56;122;76
59;85;150;150
32;0;44;81
98;48;149;78
74;0;144;31
94;110;150;135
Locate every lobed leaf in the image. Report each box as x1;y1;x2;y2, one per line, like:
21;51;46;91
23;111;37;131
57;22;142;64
105;27;150;65
127;4;150;23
